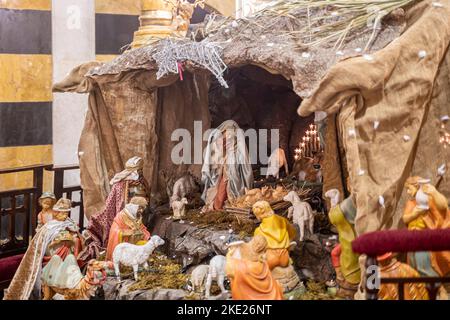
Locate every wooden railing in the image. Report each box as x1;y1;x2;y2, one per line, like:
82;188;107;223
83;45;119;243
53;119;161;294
0;164;84;259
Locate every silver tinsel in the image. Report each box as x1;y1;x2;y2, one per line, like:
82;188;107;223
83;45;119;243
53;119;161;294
152;39;229;88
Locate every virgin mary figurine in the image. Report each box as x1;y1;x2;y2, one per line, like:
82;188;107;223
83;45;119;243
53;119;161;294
201;120;254;212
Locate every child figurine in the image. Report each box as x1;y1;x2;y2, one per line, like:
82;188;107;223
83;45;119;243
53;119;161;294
226;235;283;300
36;192;57;232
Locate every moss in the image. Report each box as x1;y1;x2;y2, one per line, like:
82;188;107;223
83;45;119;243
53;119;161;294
184;209;256;238
292;281;341;300
128;254;188;292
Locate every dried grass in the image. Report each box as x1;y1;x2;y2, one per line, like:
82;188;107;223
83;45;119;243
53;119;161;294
128;254;188;292
204;0;414;49
184;209;256;237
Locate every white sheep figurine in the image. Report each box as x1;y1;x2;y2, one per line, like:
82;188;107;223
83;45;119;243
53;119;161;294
113;235;165;281
171;197;189;220
190;265;210;293
205;255;227;298
283;191;314;241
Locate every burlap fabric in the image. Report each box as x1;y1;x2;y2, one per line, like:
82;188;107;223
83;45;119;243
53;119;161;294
53;1;449;239
299;0;450;235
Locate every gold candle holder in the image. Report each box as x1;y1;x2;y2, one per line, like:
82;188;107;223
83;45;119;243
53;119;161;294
131;0;176;49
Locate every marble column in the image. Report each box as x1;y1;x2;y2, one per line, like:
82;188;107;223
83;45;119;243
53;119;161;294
52;0;95;224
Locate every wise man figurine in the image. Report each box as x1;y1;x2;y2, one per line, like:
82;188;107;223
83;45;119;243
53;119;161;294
106;196;151;261
4;198;82;300
79;156;150;262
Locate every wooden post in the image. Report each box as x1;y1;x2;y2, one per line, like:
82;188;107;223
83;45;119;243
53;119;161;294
32;167;44;235
9;196;16;244
79;191;85;230
53;169;65;200
24;193;31;245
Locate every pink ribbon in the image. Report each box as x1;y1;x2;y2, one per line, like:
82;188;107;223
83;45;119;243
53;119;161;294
177;62;184;81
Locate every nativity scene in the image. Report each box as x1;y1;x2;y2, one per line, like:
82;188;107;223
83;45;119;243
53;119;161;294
1;0;450;302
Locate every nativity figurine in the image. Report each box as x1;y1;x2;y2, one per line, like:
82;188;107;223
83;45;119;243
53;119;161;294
403;177;450;278
377;252;429;300
42;256;111;300
226;235;284;300
113;235;165;281
266;148;289;179
79;156;150;262
205;255;227;298
4;198;83;300
42;198;84;266
283;191;314;241
190;265;210;294
36;192;57;232
171;197;189;221
201;120;254;212
106;196;151;261
327;192;361;299
252;201;299;292
252;201;296;270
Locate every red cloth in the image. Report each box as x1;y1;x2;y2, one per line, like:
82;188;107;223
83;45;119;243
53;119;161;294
331;244;342;268
352;229;450;256
213;175;228;210
0;254;24;284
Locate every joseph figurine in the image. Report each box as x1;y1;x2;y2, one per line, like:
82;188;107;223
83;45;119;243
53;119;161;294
79;156;150;262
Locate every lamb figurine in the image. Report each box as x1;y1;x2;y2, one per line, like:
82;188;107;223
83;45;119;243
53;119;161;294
205;255;227;298
283;191;314;241
171;197;189;220
190;265;210;293
113;235;165;281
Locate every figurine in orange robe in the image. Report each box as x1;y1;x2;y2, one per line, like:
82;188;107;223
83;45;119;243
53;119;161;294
252;201;296;270
226;235;284;300
377;252;429;300
403;177;450;278
106;197;151;261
